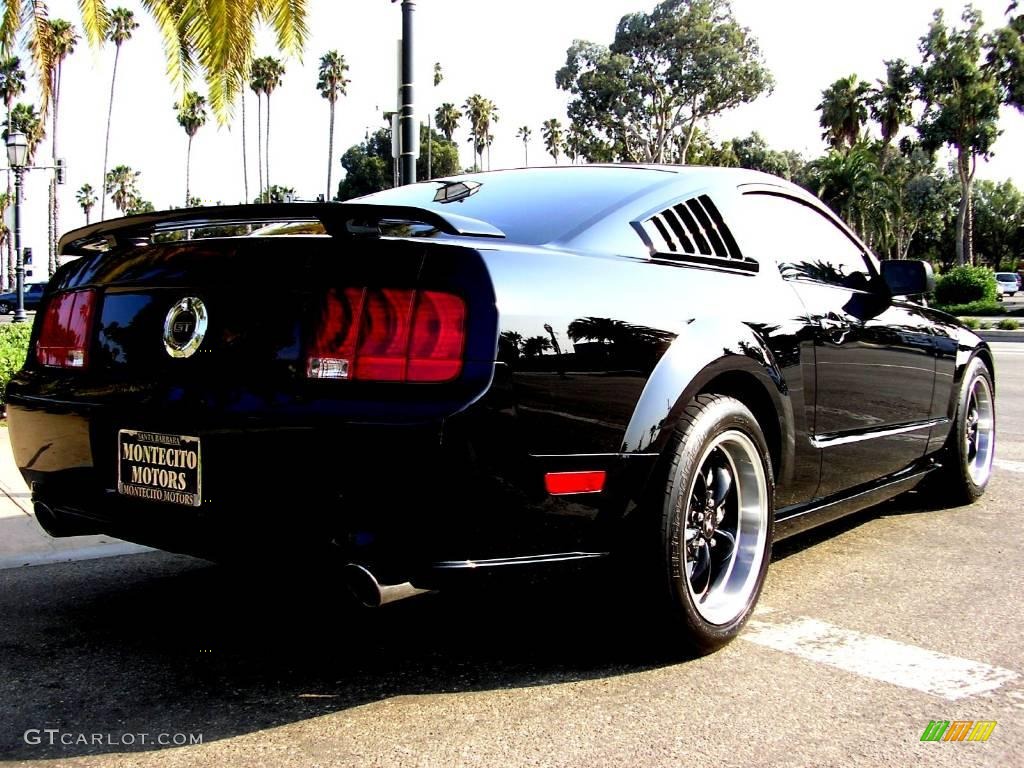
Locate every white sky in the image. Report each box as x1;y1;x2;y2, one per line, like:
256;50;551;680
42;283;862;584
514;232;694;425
8;0;1024;266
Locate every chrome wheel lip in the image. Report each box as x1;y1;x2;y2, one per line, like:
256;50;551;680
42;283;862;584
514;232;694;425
965;373;995;486
681;429;768;626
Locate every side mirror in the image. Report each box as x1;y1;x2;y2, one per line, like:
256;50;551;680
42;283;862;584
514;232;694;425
881;260;935;296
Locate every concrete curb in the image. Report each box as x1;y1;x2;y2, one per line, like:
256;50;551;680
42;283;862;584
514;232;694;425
0;428;152;569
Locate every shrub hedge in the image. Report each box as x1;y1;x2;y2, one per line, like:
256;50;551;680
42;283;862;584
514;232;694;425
0;323;32;410
934;300;1005;316
934;265;998;306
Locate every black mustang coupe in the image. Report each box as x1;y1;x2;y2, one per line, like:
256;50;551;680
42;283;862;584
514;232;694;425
6;166;995;652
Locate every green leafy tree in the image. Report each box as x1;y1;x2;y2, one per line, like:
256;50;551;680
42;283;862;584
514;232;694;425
76;183;97;224
99;7;138;221
914;7;1003;265
1;1;308;124
556;0;772;163
435;102;461;141
317;50;350;200
516;125;532;166
972;178;1024;269
988;2;1024;111
44;18;78;276
337;125;459;200
174;91;208;206
729;132;795;177
542;118;564;164
522;336;552;358
817;74;871;150
105;164;140;214
261;185;295;204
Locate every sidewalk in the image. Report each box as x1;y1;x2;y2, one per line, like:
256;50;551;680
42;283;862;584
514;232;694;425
0;427;150;570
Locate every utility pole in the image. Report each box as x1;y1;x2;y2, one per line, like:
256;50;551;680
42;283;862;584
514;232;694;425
396;0;416;185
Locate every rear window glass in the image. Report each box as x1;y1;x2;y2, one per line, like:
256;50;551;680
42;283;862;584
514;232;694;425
354;167;673;245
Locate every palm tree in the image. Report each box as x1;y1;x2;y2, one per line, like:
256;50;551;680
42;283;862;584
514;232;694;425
99;7;138;221
4;103;46;162
175;91;208;206
0;56;25;290
463;95;497;171
249;59;267;203
435;103;461;142
76;183;97;224
806;144;880;240
45;18;78;276
542;118;564;164
104;164;140;214
317;50;350;200
428;62;443;179
516;125;532;166
260;56;285;203
817;74;871;151
1;1;308;124
869;59;914;149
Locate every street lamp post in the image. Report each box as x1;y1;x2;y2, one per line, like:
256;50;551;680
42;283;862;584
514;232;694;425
6;131;28;324
393;0;416;186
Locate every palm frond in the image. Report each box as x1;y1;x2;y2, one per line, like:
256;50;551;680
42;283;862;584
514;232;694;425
1;0;24;54
76;0;108;47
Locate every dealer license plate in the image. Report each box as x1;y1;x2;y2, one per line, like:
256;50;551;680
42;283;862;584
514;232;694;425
117;430;202;507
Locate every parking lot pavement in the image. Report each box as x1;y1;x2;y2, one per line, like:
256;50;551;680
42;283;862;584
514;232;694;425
0;349;1022;767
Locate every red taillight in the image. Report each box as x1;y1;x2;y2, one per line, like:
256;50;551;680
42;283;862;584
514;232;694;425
36;289;97;369
307;287;466;382
544;471;607;495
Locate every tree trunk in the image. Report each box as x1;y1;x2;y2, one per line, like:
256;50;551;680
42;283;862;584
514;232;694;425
185;135;192;206
265;95;272;202
6;103;13;290
256;94;263;203
524;141;528;167
427;113;432;180
100;44;122;221
241;88;249;203
954;148;970;266
965;154;976;266
327;98;335;199
85;208;91;225
680;113;699;166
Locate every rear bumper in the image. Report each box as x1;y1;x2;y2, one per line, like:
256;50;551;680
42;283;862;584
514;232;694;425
7;392;655;582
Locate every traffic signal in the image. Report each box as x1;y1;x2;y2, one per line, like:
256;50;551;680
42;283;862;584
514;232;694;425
55;158;66;184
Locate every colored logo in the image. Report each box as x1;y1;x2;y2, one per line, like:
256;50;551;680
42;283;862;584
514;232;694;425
920;720;997;742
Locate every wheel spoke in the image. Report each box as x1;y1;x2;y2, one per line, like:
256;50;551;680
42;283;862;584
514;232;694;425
710;461;732;508
713;527;736;559
692;541;712;601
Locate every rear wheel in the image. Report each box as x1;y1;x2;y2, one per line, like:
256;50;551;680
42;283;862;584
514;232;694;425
654;394;774;654
0;302;10;315
928;357;995;505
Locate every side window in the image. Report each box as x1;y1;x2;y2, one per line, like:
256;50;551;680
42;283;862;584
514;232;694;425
740;193;874;291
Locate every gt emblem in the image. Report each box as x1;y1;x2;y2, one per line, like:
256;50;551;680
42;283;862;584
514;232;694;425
163;297;208;358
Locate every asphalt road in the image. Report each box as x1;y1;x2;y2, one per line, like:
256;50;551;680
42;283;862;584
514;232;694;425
1;346;1022;767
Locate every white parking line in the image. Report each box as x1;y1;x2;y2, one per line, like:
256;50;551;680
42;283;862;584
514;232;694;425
743;616;1019;701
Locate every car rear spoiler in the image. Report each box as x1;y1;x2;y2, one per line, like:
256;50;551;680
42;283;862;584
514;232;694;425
58;202;506;257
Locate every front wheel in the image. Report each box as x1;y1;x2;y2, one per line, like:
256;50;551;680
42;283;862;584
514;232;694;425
656;394;774;654
928;357;995;505
0;302;10;315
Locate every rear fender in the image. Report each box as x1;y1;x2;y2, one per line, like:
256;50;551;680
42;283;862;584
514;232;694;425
621;319;793;484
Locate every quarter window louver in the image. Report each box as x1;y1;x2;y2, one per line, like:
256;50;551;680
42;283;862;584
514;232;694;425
638;195;744;262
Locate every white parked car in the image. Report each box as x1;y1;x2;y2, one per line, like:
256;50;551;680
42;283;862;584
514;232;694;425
996;272;1019;297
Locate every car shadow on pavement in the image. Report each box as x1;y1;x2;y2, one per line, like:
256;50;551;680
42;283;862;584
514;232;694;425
0;547;681;760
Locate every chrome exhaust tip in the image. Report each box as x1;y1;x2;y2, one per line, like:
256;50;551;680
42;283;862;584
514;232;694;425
344;563;431;608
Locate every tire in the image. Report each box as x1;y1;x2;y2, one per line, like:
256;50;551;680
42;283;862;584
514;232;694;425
651;394;775;654
928;357;995;505
0;302;10;315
